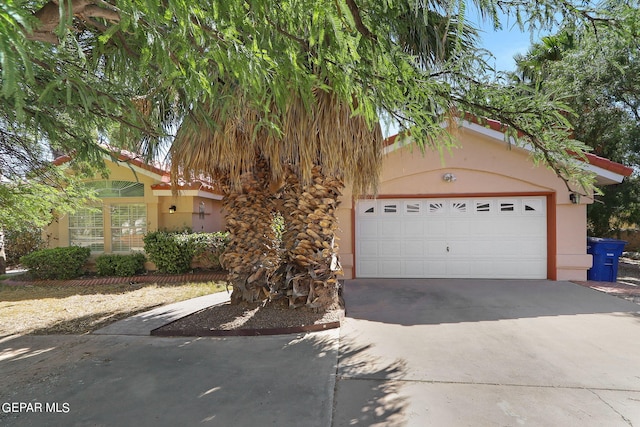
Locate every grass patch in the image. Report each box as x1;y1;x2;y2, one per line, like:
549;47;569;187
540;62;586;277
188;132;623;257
0;281;227;336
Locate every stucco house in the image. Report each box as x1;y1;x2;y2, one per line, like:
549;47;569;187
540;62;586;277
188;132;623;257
47;117;631;281
335;119;632;281
45;153;225;255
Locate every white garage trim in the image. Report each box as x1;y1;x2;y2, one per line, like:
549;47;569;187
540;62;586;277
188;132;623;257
355;195;551;279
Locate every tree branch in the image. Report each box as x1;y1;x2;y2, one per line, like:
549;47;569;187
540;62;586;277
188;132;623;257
454;95;578;193
265;16;310;51
26;0;120;44
344;0;377;41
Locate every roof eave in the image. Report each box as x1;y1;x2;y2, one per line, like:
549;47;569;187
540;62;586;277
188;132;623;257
383;120;633;186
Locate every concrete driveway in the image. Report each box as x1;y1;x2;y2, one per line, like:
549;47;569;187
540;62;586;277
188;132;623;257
334;279;640;426
1;279;639;426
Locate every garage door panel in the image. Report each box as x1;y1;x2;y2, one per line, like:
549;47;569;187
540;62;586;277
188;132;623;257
424;259;447;276
499;260;545;278
447;243;472;256
425;219;447;236
447;221;471;238
520;241;546;256
498;240;523;255
472;240;498;254
472;221;497;236
358;240;379;257
358;260;379;276
358;220;378;238
381;221;402;237
402;220;425;237
403;260;425;277
378;240;402;257
380;260;403;276
403;240;425;256
447;262;471;277
356;196;547;279
426;240;447;255
464;260;495;277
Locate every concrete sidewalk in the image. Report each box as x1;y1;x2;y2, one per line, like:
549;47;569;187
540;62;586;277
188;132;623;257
93;291;231;336
0;332;339;427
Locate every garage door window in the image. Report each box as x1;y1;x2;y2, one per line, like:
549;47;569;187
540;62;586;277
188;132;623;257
500;202;516;212
383;204;398;214
451;201;467;213
475;201;491;212
360;200;376;215
523;199;543;213
428;202;444;213
405;202;421;214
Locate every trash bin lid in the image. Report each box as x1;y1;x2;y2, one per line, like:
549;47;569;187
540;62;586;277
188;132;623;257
587;237;627;244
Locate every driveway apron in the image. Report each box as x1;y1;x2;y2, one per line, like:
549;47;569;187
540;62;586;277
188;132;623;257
334;279;640;426
0;331;339;426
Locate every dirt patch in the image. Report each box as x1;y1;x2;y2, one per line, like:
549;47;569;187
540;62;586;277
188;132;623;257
0;281;227;336
152;299;344;336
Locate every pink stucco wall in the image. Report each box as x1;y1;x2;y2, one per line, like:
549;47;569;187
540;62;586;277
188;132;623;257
337;125;592;281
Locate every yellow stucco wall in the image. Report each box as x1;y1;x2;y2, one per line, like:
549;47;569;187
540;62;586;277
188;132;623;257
46;158;225;255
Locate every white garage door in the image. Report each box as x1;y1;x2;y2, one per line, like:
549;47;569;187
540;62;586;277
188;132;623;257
356;197;547;279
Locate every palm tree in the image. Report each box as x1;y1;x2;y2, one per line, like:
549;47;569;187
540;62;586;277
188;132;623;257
170;85;382;309
514;31;576;85
168;2;478;311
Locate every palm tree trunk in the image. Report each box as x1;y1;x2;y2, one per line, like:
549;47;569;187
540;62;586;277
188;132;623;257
277;166;344;310
220;158;280;304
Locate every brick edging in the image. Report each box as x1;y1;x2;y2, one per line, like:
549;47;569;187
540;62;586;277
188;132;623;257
1;272;228;287
572;280;640;295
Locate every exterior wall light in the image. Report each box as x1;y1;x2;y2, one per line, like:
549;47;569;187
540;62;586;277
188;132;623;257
169;205;177;214
569;193;580;204
442;173;456;183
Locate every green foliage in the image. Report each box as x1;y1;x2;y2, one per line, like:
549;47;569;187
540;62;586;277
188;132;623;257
144;231;230;273
20;246;91;280
190;232;231;270
511;1;640;234
4;227;45;267
143;230;228;273
272;213;285;243
1;0;626;199
95;253;147;277
0;167;99;232
143;231;194;274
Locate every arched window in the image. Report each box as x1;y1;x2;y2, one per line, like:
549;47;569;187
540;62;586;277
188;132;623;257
85;180;144;197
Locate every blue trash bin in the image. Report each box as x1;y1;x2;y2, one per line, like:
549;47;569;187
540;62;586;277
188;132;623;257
586;237;627;282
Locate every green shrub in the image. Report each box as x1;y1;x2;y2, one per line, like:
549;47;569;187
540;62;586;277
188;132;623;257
143;230;230;273
20;246;91;280
191;232;230;269
143;231;195;274
96;253;147;277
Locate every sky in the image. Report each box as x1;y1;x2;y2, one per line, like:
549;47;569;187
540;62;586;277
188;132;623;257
381;12;546;136
473;10;552;72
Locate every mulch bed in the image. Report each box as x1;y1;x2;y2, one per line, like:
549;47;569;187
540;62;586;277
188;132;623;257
152;299;345;337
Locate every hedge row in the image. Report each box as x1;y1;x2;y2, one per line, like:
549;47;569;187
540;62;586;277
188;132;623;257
143;231;229;274
20;246;91;280
19;231;229;280
95;253;147;277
